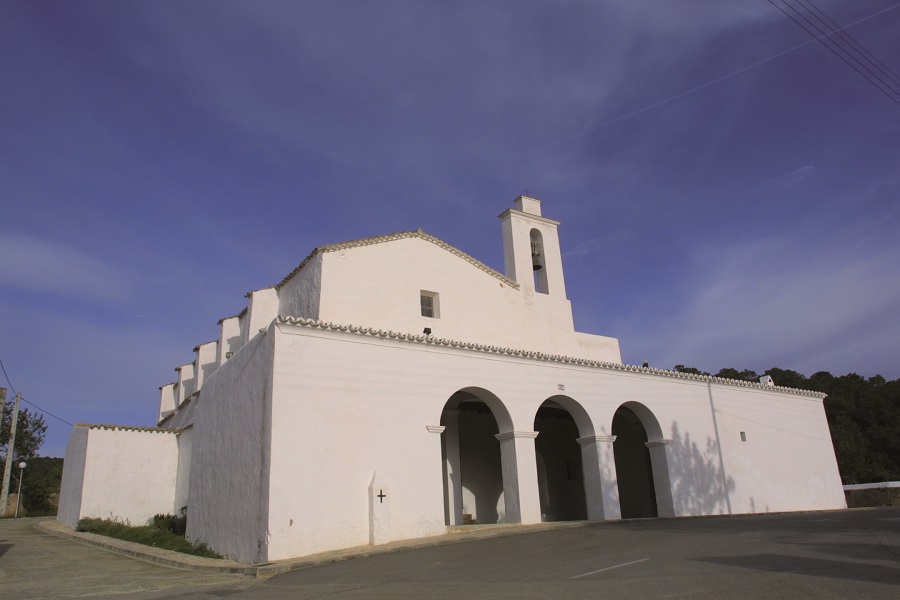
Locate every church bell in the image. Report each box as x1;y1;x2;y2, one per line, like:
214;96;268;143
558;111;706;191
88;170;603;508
531;242;543;271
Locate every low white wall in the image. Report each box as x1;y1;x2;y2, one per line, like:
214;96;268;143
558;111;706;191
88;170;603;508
844;482;900;490
75;427;180;525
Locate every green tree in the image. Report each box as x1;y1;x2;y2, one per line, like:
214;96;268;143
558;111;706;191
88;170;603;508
674;365;710;376
1;404;47;461
763;368;807;390
714;368;760;382
20;456;63;516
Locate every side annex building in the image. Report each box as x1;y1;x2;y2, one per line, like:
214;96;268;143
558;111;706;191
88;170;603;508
58;196;846;563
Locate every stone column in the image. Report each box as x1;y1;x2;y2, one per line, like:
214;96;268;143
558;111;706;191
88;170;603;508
430;417;458;525
645;439;675;518
495;431;542;524
577;435;621;521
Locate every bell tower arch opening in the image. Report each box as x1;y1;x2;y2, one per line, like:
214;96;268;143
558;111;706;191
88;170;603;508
530;229;549;294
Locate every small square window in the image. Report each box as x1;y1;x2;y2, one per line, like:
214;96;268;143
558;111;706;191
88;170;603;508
740;431;747;442
420;291;439;318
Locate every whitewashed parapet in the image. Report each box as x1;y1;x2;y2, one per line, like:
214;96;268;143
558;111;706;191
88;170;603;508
216;309;246;365
245;288;279;336
158;382;177;424
193;340;218;391
276;316;826;398
175;362;195;408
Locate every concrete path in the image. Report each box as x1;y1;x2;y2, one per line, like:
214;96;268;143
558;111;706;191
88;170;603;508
0;517;246;598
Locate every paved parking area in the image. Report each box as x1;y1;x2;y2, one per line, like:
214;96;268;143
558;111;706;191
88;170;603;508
1;509;898;599
252;508;900;599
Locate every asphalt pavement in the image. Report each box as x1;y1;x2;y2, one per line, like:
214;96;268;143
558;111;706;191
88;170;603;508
1;508;898;599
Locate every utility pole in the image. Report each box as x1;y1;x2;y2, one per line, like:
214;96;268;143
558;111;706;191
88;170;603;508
0;391;21;516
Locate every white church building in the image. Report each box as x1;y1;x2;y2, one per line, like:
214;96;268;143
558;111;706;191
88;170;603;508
58;196;846;563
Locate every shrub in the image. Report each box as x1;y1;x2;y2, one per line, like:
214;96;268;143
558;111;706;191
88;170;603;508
152;510;186;535
75;514;220;558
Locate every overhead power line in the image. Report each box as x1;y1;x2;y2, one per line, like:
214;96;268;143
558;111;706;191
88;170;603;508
795;0;900;87
769;0;900;106
20;396;74;427
0;355;16;397
0;354;74;427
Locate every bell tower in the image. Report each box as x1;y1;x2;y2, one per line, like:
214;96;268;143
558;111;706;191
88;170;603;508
499;195;568;298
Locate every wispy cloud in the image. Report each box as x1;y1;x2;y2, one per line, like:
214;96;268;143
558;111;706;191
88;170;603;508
634;233;900;377
0;234;134;302
755;165;818;191
564;237;609;258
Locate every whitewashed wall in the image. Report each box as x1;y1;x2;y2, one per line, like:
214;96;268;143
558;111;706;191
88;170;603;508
174;426;193;512
186;328;275;564
277;253;322;319
310;237;620;364
712;384;846;513
259;322;845;560
57;427;89;528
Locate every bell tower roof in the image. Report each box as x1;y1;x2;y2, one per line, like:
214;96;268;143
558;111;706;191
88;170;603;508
513;195;542;216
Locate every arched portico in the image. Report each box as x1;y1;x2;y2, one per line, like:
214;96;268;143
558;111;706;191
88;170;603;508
533;396;618;522
440;388;538;525
612;402;675;518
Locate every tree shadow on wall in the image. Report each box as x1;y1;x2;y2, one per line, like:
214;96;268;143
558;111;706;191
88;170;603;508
666;422;736;517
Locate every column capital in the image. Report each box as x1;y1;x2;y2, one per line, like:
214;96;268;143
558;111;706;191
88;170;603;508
577;435;617;445
645;439;673;448
495;430;539;442
426;425;446;434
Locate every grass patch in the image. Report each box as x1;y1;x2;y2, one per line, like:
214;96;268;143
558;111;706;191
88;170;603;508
76;516;222;558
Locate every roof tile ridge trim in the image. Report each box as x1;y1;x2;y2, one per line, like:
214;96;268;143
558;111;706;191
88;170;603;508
275;316;825;398
76;424;184;433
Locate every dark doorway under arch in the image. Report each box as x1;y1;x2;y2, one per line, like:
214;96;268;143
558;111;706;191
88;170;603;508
533;403;587;521
612;406;658;519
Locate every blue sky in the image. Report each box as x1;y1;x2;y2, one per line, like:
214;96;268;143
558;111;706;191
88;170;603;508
2;1;898;457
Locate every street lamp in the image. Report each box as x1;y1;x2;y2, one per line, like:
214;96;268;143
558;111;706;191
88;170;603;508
15;462;26;518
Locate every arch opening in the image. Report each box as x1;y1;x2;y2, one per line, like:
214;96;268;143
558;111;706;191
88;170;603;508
440;389;509;525
534;401;587;521
612;405;659;518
